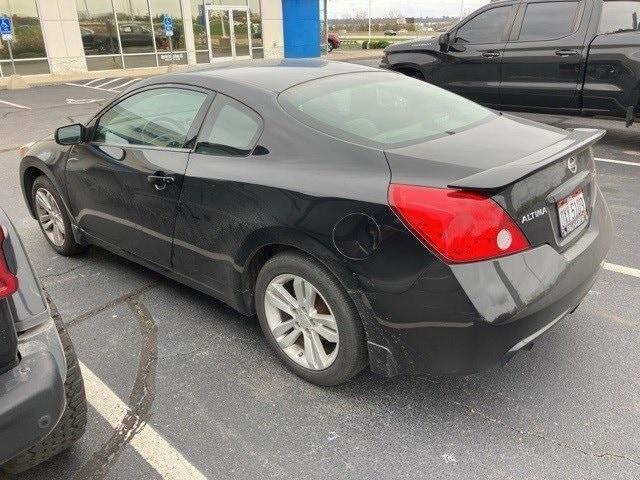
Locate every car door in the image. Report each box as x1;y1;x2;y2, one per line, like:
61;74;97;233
172;94;263;296
65;86;211;268
500;0;589;110
434;4;517;105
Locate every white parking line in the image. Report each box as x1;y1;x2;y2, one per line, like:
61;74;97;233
112;78;140;90
595;157;640;167
83;78;104;86
65;82;119;92
80;362;208;480
0;99;31;110
603;262;640;278
95;77;124;89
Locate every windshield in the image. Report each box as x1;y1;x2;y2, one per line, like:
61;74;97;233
599;1;640;33
278;72;493;147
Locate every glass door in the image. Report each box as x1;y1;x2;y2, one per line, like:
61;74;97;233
231;10;251;58
205;7;252;61
207;9;232;59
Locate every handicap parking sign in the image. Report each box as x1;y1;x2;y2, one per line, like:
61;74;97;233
163;15;173;37
0;16;13;41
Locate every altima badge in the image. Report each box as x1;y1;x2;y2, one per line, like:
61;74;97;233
567;157;578;174
522;206;548;224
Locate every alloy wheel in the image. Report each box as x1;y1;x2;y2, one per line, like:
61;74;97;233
264;274;339;370
34;188;66;247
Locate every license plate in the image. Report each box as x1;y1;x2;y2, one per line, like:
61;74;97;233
557;190;587;237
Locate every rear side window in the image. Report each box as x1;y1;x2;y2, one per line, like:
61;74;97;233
456;6;513;44
279;72;493;148
518;2;580;41
94;88;207;148
195;95;262;157
599;1;640;34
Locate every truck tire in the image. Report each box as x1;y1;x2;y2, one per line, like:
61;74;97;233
2;314;87;474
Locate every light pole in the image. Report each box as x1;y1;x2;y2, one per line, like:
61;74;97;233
368;0;371;49
459;0;465;20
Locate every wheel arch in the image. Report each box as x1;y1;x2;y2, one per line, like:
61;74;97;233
21;162;51;219
238;230;362;316
392;64;426;80
238;233;399;377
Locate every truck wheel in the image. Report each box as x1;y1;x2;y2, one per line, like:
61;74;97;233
255;251;368;386
2;314;87;474
31;176;87;256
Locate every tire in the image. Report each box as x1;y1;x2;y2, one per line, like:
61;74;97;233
31;176;87;256
2;314;87;474
255;251;367;386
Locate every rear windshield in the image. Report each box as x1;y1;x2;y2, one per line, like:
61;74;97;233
278;72;493;148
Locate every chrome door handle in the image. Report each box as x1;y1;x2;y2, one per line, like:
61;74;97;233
482;51;501;58
147;174;175;191
555;49;578;57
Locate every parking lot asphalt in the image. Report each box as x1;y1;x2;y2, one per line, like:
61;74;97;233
0;65;639;480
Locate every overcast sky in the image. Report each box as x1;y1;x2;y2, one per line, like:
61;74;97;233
328;0;491;18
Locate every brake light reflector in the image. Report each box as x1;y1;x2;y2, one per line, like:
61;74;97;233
0;226;19;299
388;185;530;263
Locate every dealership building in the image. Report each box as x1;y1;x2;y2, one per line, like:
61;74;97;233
0;0;327;78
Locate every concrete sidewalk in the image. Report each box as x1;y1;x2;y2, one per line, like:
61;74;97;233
0;52;384;91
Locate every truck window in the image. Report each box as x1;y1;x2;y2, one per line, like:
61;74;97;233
518;1;581;41
599;1;640;34
456;6;512;44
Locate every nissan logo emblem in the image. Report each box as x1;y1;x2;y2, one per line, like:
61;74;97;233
567;157;578;174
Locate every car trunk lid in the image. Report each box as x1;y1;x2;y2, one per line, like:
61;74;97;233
385;114;605;253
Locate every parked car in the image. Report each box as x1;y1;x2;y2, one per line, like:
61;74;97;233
19;60;612;386
328;32;341;52
383;30;397;36
381;0;640;126
0;209;86;474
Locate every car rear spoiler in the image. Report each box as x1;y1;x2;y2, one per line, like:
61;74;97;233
448;128;606;191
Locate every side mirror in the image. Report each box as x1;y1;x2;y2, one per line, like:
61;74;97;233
55;124;85;146
439;32;451;52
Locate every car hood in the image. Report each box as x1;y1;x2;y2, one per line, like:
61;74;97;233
384;113;602;190
384;37;439;53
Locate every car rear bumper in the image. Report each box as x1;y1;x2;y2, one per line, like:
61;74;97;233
363;186;613;377
0;317;66;464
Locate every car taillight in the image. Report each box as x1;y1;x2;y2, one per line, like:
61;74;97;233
388;184;530;263
0;226;19;299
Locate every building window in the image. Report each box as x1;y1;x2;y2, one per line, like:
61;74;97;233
151;0;188;65
114;0;155;55
76;0;188;71
77;0;121;57
0;0;49;76
249;0;262;56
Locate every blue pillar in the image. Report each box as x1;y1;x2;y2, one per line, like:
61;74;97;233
282;0;320;58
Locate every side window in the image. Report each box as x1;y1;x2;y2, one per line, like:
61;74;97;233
195;95;262;157
94;88;208;148
518;2;580;41
599;1;640;34
456;6;512;44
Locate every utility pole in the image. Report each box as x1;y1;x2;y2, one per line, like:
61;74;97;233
459;0;465;20
368;0;372;49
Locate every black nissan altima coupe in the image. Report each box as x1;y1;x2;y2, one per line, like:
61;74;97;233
19;60;612;386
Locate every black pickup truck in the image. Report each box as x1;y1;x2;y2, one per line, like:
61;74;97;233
381;0;640;125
